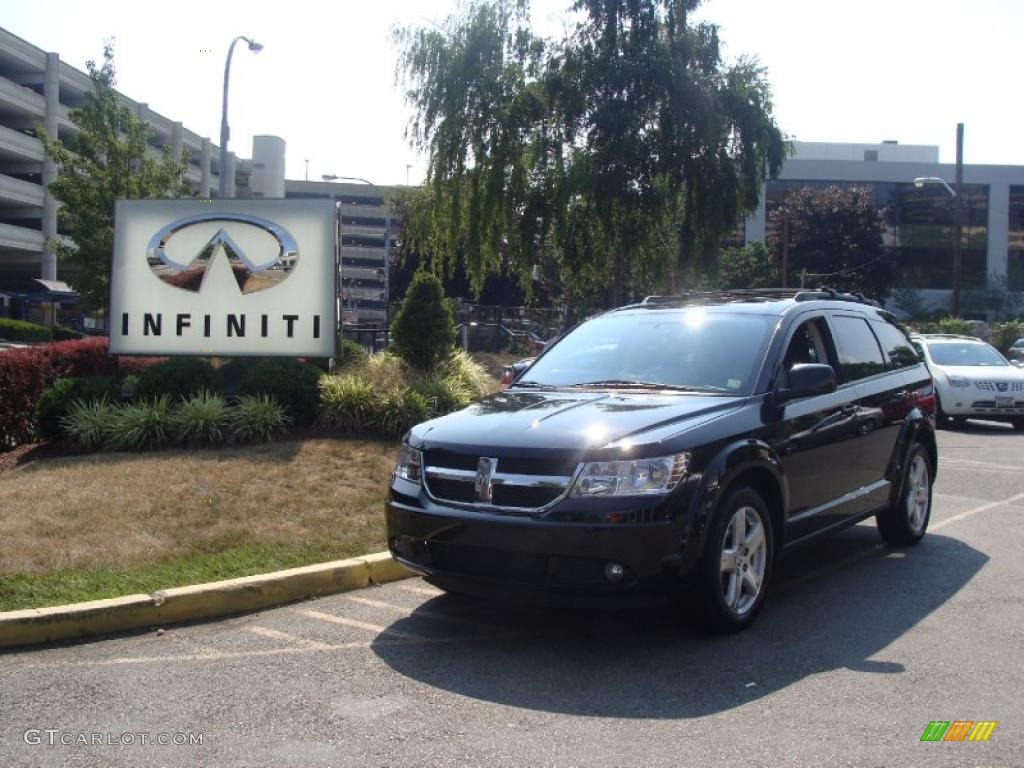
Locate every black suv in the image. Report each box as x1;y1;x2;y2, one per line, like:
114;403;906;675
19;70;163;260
387;290;937;631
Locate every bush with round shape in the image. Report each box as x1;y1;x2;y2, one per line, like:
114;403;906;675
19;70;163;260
0;348;51;447
61;398;117;451
172;390;229;447
238;358;323;425
107;395;174;451
390;271;456;371
338;337;369;369
417;374;472;417
229;394;292;443
135;358;219;403
378;387;430;438
319;376;380;434
34;376;121;440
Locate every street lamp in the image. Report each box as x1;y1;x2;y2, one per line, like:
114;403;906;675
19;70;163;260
219;36;262;198
321;175;393;340
911;123;965;315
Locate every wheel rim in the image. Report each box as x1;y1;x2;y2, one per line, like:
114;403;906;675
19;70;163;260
906;455;930;534
719;505;767;616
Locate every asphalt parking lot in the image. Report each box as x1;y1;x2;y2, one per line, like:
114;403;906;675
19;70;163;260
2;423;1023;767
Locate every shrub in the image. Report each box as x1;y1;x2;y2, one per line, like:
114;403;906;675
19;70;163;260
990;320;1024;355
358;352;412;392
107;395;174;451
0;317;52;343
338;337;369;369
34;376;121;440
229;394;292;443
135;358;219;402
238;358;323;424
378;387;430;438
440;349;493;397
172;391;229;447
52;325;87;341
61;398;116;451
915;316;974;336
417;374;472;417
0;348;50;446
42;337;116;379
390;271;456;370
117;356;166;377
319;376;380;434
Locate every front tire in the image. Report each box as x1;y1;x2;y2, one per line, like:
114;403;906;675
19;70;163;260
695;486;774;633
876;443;933;546
935;393;952;429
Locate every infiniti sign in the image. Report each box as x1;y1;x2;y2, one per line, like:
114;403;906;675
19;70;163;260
111;199;336;358
146;212;299;295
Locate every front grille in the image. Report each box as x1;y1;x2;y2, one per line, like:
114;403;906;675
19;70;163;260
970;400;1024;410
423;453;577;512
974;381;1024;392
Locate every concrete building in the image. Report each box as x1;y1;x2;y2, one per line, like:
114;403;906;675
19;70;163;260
0;26;246;286
744;140;1024;310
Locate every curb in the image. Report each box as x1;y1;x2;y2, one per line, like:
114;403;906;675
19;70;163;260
0;551;413;650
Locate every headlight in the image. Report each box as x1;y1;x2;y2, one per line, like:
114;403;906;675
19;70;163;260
394;444;422;484
571;453;690;497
946;374;970;388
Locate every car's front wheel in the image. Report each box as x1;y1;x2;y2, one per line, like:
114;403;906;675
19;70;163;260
876;443;933;546
695;486;774;633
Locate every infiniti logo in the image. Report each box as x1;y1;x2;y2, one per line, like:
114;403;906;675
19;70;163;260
146;212;299;294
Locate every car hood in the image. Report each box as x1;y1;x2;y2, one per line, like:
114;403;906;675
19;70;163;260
410;388;745;455
931;365;1024;381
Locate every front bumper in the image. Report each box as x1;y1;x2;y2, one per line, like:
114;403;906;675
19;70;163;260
386;494;695;598
938;391;1024;419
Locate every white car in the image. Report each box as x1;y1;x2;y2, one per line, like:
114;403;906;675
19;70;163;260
910;334;1024;430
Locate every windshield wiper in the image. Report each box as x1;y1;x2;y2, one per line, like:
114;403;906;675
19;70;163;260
510;381;556;389
566;379;727;393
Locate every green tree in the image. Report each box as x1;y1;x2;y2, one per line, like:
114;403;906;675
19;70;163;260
768;185;893;298
395;0;787;309
37;43;190;312
391;271;457;371
715;242;779;289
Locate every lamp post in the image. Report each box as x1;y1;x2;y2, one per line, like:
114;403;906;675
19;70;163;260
219;36;263;198
913;123;965;315
321;175;393;341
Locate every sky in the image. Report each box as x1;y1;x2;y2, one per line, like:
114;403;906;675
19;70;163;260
3;0;1021;186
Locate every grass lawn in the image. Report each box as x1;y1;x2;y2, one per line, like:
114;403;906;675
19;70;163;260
0;438;398;611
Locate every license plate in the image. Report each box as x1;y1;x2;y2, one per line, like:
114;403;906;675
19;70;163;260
996;395;1014;409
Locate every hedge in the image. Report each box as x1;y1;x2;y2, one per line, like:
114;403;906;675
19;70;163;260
0;317;52;343
0;348;51;446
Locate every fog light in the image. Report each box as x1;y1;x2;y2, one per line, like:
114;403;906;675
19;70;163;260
605;562;625;582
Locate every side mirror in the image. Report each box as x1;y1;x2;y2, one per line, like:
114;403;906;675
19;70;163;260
1010;359;1022;368
775;363;837;404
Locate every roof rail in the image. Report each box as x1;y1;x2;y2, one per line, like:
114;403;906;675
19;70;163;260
639;287;880;308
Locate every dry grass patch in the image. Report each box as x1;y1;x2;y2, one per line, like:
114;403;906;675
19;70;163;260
0;438;398;609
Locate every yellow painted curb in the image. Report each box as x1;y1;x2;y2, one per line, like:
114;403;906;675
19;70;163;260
0;551;412;649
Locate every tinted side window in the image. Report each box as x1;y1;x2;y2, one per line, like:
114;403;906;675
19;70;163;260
831;315;886;382
872;320;920;369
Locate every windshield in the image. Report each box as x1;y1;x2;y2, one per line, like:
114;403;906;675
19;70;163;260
926;342;1007;367
517;310;776;393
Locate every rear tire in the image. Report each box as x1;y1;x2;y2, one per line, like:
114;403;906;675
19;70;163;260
694;486;774;633
877;443;933;546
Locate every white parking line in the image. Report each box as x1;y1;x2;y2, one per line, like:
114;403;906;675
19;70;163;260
297;609;431;641
246;625;332;650
940;458;1023;472
931;491;1024;531
400;584;444;598
342;595;477;626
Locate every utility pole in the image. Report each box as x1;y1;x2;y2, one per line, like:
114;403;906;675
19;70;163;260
952;123;964;316
781;211;791;288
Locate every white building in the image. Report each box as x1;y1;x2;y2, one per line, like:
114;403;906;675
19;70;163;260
745;140;1024;310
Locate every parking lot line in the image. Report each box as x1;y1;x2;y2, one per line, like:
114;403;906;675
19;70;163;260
400;584;444;598
342;594;477;626
246;625;332;650
939;457;1023;472
931;491;1024;532
297;608;431;641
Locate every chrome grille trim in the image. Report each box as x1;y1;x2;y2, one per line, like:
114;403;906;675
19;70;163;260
423;461;583;514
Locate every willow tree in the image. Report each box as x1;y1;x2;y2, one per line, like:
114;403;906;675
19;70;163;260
396;0;787;308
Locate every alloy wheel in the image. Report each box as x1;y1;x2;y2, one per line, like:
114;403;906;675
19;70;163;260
719;505;767;616
906;455;930;534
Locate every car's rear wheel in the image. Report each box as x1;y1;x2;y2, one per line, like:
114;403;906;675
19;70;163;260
695;486;774;633
876;443;932;546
